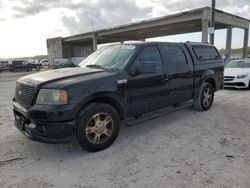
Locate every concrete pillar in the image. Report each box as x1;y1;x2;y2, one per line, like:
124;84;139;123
92;33;97;51
202;19;209;43
46;37;63;65
209;0;216;45
242;28;249;58
226;26;232;61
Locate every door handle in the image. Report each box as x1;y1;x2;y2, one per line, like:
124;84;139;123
161;74;169;84
162;77;168;81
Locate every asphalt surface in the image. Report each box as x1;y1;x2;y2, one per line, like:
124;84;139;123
0;71;250;188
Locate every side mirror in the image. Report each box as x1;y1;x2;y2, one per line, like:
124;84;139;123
131;61;157;76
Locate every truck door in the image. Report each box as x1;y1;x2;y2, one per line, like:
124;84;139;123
162;44;194;104
127;45;169;116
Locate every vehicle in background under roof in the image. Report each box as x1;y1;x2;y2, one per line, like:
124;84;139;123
224;59;250;88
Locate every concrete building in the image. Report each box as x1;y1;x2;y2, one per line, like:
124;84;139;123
47;6;249;64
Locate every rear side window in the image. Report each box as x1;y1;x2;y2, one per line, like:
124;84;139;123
163;45;187;65
193;46;220;61
136;46;163;74
12;61;22;65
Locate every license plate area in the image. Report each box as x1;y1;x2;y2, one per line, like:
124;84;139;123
14;111;30;131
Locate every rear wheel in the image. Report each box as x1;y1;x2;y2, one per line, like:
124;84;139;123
193;82;214;111
76;103;121;152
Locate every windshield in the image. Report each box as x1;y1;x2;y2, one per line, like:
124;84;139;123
225;60;250;68
79;44;136;71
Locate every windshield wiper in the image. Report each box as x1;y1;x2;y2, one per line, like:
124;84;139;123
86;64;105;69
85;64;117;72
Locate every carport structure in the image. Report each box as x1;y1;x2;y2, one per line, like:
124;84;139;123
47;6;249;64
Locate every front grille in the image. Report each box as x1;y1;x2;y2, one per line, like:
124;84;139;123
15;82;36;108
224;76;234;81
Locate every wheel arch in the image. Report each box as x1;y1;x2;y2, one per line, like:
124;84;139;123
200;69;217;89
204;77;216;90
77;93;126;121
194;72;216;100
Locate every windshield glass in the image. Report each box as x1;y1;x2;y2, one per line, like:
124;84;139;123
225;60;250;68
79;44;136;71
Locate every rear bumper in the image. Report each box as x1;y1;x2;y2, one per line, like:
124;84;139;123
13;101;76;144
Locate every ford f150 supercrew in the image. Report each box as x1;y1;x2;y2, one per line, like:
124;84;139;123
13;42;224;152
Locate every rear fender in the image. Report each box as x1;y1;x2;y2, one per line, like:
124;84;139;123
194;70;216;99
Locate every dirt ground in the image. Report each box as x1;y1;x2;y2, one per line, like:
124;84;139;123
0;71;250;188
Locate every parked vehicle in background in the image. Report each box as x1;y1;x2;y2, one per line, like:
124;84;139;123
231;54;242;60
13;42;224;152
29;61;42;71
51;59;76;69
40;59;49;68
224;59;250;88
70;57;84;66
0;61;9;73
29;59;40;64
9;60;32;72
9;60;41;72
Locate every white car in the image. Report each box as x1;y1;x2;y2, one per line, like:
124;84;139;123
224;59;250;89
40;59;49;68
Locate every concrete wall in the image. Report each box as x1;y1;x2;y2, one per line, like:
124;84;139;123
62;44;93;59
47;37;94;64
72;45;93;57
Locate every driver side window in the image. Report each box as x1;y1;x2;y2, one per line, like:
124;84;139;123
134;46;162;75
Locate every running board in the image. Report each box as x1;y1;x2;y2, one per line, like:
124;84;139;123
125;100;193;127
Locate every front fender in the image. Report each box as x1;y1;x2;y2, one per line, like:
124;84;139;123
75;92;127;120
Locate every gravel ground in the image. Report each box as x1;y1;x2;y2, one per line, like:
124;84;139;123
0;72;250;188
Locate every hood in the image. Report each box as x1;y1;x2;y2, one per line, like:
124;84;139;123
224;68;250;77
18;67;104;86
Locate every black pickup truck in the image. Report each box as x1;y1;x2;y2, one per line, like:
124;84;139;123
9;60;41;72
13;42;224;152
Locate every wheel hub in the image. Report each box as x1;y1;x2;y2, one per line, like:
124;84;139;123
203;87;212;107
85;113;114;144
94;122;105;134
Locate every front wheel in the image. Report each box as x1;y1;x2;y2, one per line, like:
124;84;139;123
193;82;214;111
76;103;121;152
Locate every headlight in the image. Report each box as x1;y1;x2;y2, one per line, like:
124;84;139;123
236;73;248;79
36;89;68;105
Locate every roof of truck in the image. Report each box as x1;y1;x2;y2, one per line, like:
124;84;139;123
106;42;215;47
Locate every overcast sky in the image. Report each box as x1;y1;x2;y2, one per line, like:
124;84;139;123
0;0;249;58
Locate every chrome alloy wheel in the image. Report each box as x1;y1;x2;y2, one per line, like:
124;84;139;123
202;87;213;108
85;113;114;144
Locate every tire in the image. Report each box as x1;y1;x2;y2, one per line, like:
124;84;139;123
193;82;214;111
76;103;121;152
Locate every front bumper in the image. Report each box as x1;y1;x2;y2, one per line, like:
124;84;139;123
13;101;76;143
224;77;249;89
